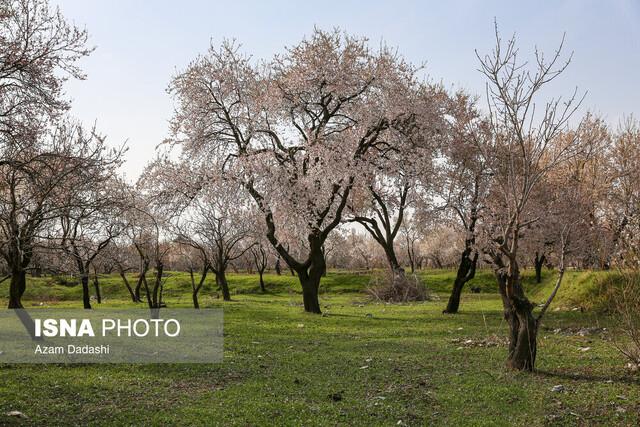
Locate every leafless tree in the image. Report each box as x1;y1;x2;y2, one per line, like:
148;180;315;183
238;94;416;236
476;24;587;370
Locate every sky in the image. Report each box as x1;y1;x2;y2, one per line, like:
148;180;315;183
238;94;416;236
51;0;640;180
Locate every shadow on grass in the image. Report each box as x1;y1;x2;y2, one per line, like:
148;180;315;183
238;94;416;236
535;369;640;385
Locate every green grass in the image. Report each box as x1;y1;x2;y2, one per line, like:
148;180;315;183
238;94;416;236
0;270;372;305
0;269;638;426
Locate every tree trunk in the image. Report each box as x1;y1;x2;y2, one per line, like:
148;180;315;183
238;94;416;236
259;270;265;292
496;265;538;371
443;249;478;314
152;262;164;308
192;291;200;309
93;273;102;304
407;244;416;274
141;274;153;309
506;300;537;371
159;281;165;307
391;265;406;284
298;272;322;314
134;256;148;301
295;245;325;314
275;258;281;275
8;270;26;309
216;270;231;301
534;252;545;284
190;266;208;309
135;277;142;302
119;270;139;303
430;255;443;269
81;274;92;309
383;243;406;286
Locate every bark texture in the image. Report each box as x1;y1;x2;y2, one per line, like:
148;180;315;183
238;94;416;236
443;248;478;314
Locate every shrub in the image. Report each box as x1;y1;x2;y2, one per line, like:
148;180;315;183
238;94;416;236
366;270;431;302
610;272;640;371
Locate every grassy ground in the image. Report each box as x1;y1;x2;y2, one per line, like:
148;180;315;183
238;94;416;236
0;269;638;426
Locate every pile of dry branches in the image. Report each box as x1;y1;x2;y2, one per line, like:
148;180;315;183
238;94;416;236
366;270;431;303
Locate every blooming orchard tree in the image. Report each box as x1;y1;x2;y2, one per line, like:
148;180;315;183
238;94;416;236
168;29;432;313
175;244;209;309
439;92;493;313
420;225;464;268
347;83;446;288
588;118;640;369
604;118;640;266
0;0;93;309
0;122;124;308
141;158;256;302
531;133;603;318
521;115;610;274
177;184;256;302
249;241;271;293
399;214;424;273
102;234;140;303
340;229;383;270
121;188;172;309
0;0;91;143
58;174;128;309
349;174;411;279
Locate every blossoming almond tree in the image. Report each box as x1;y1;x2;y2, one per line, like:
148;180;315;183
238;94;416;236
121;188;172;309
520;115;610;274
0;0;92;143
346;83;446;291
0;122;124;308
604;118;640;266
0;0;93;309
168;29;431;313
140;157;257;302
58;175;128;310
440;92;493;313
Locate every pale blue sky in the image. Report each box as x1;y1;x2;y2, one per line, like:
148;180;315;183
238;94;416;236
52;0;640;179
